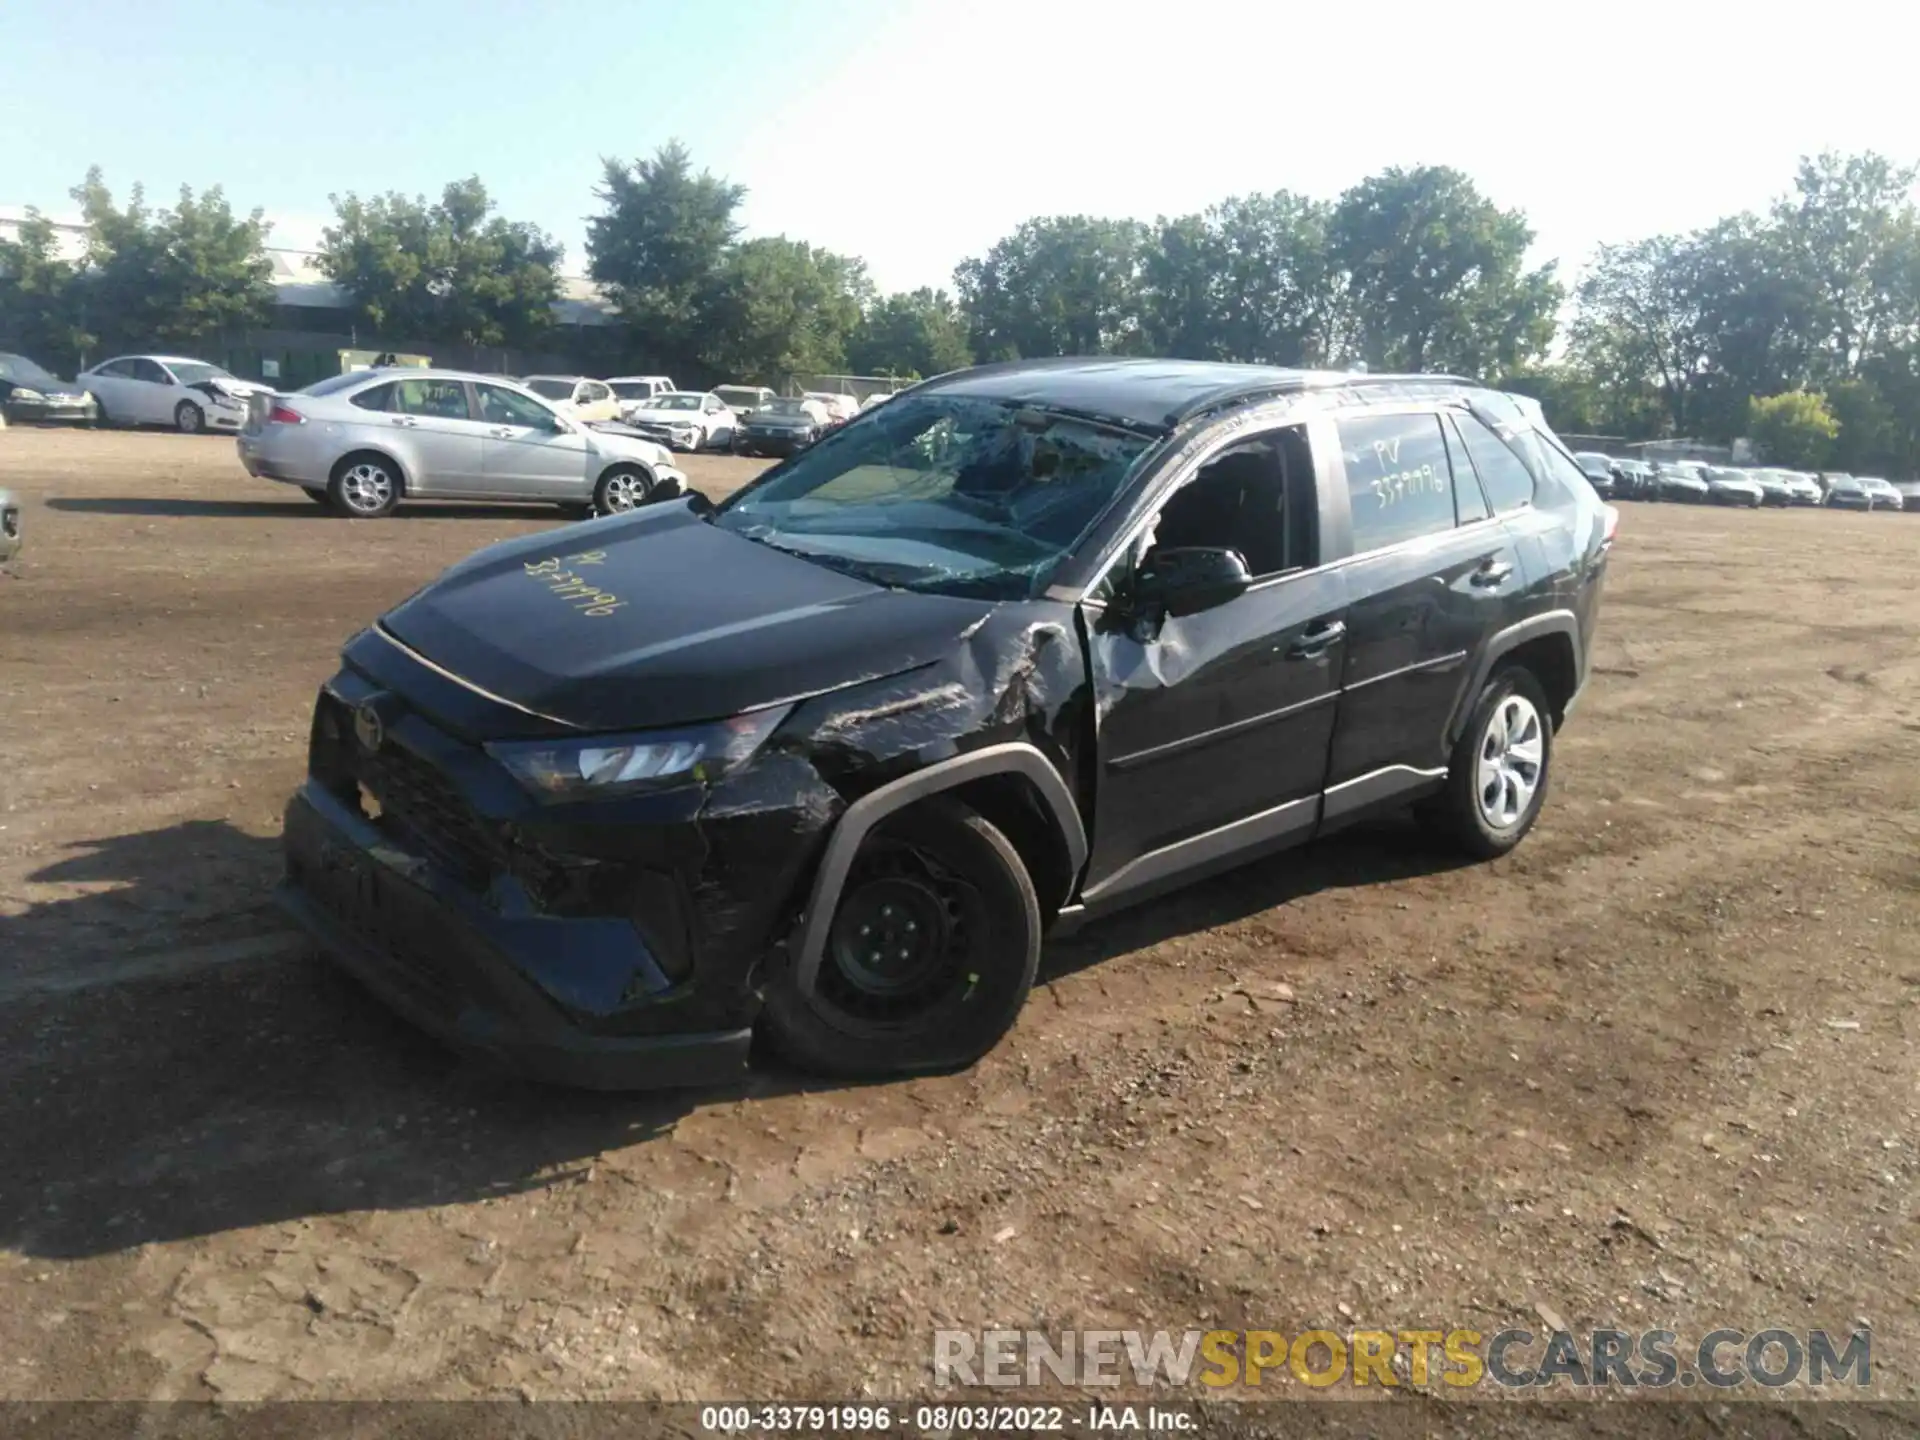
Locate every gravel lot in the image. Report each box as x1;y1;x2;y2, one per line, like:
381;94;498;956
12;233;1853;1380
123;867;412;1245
0;427;1916;1405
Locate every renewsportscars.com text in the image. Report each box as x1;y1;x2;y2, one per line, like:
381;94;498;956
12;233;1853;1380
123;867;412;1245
933;1327;1872;1390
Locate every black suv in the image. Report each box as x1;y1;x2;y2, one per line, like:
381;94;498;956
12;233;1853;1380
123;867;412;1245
278;359;1616;1089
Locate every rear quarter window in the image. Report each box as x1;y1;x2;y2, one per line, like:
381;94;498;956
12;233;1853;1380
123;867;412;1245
349;383;395;412
1453;412;1537;514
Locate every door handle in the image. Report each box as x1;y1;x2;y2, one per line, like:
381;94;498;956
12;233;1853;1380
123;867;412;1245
1470;559;1514;587
389;416;417;428
489;426;515;437
1287;620;1346;658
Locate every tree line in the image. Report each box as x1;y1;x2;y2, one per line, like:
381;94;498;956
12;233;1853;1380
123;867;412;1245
3;146;1915;474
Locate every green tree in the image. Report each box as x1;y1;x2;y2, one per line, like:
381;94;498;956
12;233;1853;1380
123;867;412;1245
0;207;92;367
68;168;274;351
954;216;1149;359
847;288;973;379
1571;234;1715;434
1770;150;1918;380
1329;165;1560;376
1206;191;1343;365
587;140;745;363
1747;390;1839;468
319;177;562;348
698;238;867;381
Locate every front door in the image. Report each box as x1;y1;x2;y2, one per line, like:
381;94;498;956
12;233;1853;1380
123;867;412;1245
1080;422;1346;907
474;382;593;497
1321;407;1527;823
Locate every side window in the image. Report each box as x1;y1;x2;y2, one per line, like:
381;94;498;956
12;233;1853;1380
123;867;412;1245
1453;412;1536;514
96;359;133;378
1145;425;1315;581
1337;412;1456;551
582;382;609;403
393;378;472;420
474;383;558;428
1441;416;1491;524
350;382;395;412
1523;432;1596;506
133;359;171;384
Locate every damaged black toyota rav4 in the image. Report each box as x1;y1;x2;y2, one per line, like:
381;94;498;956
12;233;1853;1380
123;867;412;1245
279;359;1616;1088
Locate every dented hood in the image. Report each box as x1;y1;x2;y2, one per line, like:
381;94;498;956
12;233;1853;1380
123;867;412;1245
379;503;993;732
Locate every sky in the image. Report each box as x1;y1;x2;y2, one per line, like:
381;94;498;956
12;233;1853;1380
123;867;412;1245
4;0;1918;295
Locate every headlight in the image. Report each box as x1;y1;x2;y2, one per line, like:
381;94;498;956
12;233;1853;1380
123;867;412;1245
486;705;790;802
11;388;44;402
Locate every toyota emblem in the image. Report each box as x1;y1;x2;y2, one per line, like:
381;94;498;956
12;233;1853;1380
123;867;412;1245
353;702;385;753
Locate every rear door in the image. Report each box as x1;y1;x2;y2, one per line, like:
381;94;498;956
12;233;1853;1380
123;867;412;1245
1079;418;1346;906
84;359;134;416
1320;405;1527;825
386;377;489;493
474;382;593;497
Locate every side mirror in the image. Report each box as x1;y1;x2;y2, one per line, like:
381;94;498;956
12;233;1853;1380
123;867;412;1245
1128;546;1253;618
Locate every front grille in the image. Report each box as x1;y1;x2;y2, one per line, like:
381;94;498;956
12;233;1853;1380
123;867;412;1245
359;742;503;886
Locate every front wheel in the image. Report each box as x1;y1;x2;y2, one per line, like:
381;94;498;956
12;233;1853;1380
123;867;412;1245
760;797;1041;1079
592;465;656;516
174;400;204;434
1420;665;1554;860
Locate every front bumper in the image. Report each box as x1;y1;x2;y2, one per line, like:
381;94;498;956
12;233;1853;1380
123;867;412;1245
280;783;754;1089
1827;493;1872;509
4;395;96;425
742;429;815;455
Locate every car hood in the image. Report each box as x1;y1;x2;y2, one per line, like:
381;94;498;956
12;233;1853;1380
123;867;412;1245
1710;477;1761;491
746;413;818;428
578;427;676;469
621;406;706;426
7;374;85;395
378;503;993;732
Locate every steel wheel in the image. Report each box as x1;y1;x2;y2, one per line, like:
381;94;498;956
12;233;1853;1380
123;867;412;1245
1475;693;1544;830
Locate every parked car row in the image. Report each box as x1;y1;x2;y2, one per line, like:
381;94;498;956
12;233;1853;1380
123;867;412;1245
1572;452;1910;511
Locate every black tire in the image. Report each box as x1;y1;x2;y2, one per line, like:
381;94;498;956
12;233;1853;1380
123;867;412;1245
91;394;110;428
1420;664;1555;860
592;465;655;516
174;400;205;434
555;501;595;521
327;453;400;518
300;486;332;508
761;797;1041;1079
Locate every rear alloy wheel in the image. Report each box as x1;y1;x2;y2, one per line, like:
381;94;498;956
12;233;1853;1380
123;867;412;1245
593;465;655;516
1421;665;1554;860
174;400;205;434
761;797;1041;1079
327;455;400;518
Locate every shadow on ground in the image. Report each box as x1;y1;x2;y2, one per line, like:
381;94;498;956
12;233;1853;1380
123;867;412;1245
45;497;567;521
0;812;1470;1258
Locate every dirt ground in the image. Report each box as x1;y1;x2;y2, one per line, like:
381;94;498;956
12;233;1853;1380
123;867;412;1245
0;426;1916;1406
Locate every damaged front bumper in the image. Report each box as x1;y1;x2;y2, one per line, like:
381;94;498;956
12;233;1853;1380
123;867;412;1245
278;663;838;1088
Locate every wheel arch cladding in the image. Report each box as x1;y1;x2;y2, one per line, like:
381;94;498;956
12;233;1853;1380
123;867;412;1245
757;604;1096;1000
1452;611;1582;742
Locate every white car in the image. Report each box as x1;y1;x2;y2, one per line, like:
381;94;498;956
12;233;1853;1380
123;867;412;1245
804;392;861;426
618;390;737;452
81;355;269;434
607;375;678;415
521;375;622;424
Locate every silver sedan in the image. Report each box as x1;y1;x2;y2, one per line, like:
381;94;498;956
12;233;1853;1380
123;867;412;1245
235;369;689;518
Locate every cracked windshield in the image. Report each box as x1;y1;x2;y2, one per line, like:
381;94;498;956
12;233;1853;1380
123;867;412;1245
715;397;1153;598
